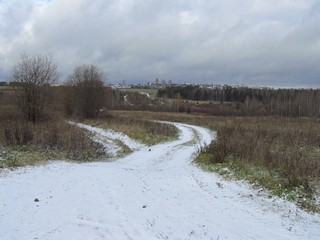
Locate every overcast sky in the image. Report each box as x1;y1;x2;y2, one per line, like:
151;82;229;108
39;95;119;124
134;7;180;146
1;0;320;88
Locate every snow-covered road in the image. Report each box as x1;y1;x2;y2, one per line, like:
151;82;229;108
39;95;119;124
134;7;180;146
0;122;319;240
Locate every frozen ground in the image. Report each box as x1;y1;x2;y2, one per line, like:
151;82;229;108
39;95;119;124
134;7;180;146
0;122;319;240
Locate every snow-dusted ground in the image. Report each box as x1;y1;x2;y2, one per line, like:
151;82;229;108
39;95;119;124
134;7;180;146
69;122;145;157
0;122;319;240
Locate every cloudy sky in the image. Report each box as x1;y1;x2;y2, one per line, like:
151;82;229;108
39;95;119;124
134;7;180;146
1;0;320;88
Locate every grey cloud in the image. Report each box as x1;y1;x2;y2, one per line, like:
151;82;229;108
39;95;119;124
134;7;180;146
0;0;319;88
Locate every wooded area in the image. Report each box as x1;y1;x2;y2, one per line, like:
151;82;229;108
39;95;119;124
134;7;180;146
157;85;320;117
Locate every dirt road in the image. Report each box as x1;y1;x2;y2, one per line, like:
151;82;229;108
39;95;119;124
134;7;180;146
0;122;319;240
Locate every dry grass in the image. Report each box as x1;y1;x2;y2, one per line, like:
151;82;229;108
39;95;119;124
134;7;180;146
0;119;103;168
199;117;320;212
201;117;320;185
85;113;178;146
1;86;102;166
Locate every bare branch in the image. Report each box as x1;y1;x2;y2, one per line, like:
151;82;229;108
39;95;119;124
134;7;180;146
11;53;58;123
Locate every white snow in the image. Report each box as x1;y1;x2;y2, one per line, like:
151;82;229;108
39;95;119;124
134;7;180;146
0;122;319;240
69;122;145;157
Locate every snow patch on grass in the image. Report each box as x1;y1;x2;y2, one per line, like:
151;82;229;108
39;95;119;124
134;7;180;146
69;122;145;158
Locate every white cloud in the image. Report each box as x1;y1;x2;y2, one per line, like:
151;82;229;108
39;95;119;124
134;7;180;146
0;0;319;87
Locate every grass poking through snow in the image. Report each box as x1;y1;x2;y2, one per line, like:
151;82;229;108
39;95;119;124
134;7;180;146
85;114;178;146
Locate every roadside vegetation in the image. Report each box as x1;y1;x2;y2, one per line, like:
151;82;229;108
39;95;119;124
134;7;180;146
0;117;103;168
85;113;178;146
196;117;320;213
0;55;108;168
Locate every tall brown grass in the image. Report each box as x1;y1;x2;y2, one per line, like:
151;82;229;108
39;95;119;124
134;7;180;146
106;115;177;137
0;118;101;162
86;113;178;145
198;117;320;192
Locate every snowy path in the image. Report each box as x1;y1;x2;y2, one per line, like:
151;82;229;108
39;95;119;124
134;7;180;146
0;122;319;240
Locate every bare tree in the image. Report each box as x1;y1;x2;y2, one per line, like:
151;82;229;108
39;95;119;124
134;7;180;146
66;65;106;118
11;53;58;123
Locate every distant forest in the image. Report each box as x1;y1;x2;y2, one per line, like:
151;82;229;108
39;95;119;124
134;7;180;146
157;85;320;117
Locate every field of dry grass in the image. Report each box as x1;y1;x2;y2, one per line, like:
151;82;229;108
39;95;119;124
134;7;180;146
198;117;320;211
0;87;100;166
0;118;104;168
84;113;178;146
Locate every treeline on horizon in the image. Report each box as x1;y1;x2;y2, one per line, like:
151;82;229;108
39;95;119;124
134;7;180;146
157;85;320;117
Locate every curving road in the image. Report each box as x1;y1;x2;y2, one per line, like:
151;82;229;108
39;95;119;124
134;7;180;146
0;122;319;240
